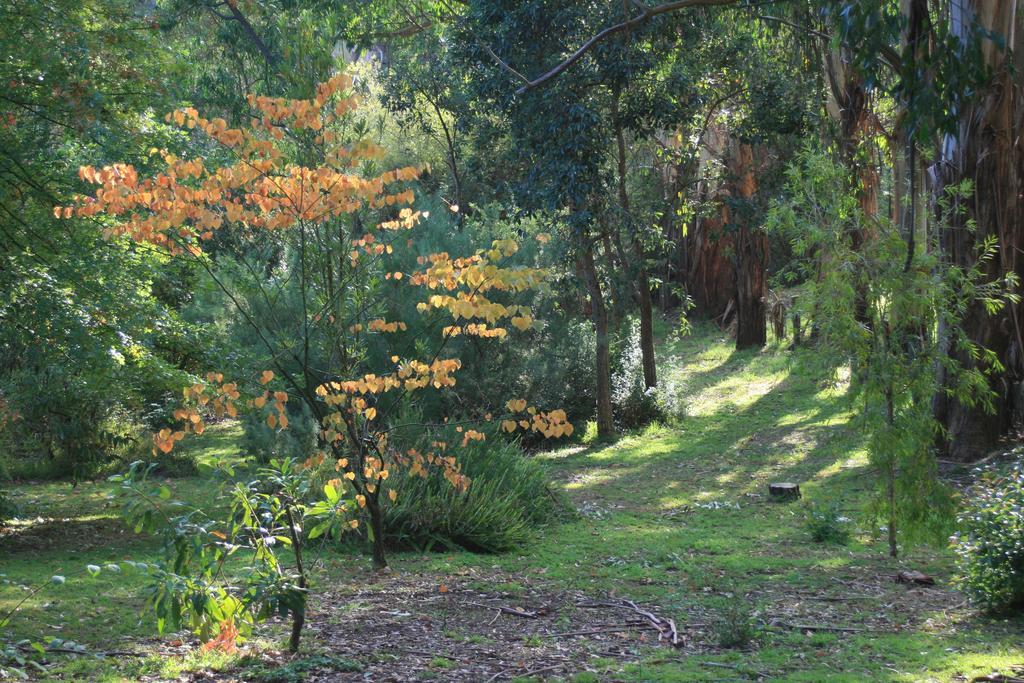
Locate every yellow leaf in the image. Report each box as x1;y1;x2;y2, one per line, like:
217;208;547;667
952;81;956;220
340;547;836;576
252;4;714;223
388;489;397;502
365;407;377;420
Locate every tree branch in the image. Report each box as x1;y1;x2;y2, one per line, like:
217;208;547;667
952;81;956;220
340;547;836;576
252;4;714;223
512;0;738;94
207;0;278;68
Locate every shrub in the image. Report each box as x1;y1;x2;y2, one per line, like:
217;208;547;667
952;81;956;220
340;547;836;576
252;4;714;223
0;487;16;525
380;437;570;552
713;594;760;649
805;502;852;544
240;402;318;464
952;458;1024;611
611;318;676;430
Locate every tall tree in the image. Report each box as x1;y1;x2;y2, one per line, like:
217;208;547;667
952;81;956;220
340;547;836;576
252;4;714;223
933;1;1023;459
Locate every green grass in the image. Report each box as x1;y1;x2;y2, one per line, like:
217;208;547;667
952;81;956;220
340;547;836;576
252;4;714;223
3;325;1023;681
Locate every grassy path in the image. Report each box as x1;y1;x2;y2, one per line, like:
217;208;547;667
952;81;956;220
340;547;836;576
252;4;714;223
2;326;1023;681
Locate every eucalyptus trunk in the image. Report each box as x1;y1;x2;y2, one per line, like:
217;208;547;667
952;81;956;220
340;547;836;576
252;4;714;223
730;141;767;350
935;0;1023;461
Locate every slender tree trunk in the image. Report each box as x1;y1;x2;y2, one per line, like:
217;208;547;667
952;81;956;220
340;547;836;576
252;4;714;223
366;496;388;570
884;385;898;559
613;94;657;387
730;142;767;350
601;230;625;331
637;274;657;387
581;246;615;438
823;45;880;328
285;505;308;652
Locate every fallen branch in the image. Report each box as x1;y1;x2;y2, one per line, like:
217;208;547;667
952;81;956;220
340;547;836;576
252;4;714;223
545;624;660;638
519;663;565;678
772;621;869;633
465;600;541;618
385;646;471;661
577;598;681;646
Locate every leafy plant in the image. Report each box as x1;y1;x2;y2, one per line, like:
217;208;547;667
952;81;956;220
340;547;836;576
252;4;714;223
612;318;673;430
381;436;570;552
768;147;1017;557
805;502;852;544
240;654;362;682
713;594;760;649
0;487;16;525
953;457;1024;611
111;458;351;652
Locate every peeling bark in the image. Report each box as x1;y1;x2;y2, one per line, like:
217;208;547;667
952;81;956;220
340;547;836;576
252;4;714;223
935;0;1023;460
729;142;767;350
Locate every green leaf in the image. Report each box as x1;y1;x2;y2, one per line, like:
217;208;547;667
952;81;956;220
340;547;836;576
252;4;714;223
158;486;171;500
307;521;330;540
324;482;338;503
86;565;101;577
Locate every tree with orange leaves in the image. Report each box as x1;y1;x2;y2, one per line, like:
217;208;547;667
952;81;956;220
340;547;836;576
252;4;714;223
61;73;569;649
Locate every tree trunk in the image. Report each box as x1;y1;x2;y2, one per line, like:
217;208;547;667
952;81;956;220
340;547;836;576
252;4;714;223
366;496;388;570
285;504;308;652
730;142;767;350
935;0;1023;461
581;246;615;438
613;94;657;387
637;272;657;387
823;44;880;327
684;124;736;320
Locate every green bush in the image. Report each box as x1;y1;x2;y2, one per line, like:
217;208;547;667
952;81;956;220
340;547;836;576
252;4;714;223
804;502;852;544
953;458;1024;611
380;437;571;552
713;594;760;649
0;487;16;525
611;319;676;430
240;402;318;464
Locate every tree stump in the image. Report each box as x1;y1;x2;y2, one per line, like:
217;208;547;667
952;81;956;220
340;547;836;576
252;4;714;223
769;482;801;500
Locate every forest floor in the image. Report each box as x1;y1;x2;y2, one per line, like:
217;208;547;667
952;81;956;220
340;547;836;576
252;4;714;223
2;324;1024;682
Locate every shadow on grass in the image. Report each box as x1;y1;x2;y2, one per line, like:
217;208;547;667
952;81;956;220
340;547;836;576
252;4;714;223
544;346;861;512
